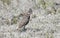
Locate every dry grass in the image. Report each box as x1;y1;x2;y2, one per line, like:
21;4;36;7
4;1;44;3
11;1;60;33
1;0;11;5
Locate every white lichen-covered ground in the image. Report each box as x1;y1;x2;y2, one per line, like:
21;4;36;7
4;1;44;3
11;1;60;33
0;0;60;38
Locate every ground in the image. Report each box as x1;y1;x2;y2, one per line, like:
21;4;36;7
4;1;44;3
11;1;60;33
0;0;60;38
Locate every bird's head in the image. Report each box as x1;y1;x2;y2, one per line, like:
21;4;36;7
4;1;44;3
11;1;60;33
24;8;32;16
28;8;32;14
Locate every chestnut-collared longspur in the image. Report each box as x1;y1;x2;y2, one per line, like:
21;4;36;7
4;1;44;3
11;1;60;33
17;8;32;31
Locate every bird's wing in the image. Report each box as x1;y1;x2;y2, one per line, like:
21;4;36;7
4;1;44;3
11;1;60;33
18;17;28;28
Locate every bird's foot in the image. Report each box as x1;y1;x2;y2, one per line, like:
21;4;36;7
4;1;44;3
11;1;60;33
16;28;27;32
22;28;27;32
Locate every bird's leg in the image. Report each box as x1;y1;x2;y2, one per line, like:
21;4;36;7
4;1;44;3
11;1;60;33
24;26;25;30
22;26;26;31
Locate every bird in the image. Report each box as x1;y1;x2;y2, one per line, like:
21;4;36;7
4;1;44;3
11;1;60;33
17;8;32;31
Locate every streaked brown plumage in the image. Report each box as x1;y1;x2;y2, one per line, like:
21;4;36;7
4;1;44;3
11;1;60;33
17;8;32;31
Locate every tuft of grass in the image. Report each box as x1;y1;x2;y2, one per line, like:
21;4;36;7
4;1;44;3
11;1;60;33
5;19;10;25
38;0;46;9
57;8;60;13
11;16;18;25
45;0;54;7
32;14;37;18
37;0;55;9
45;31;54;38
1;0;11;5
46;7;56;15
